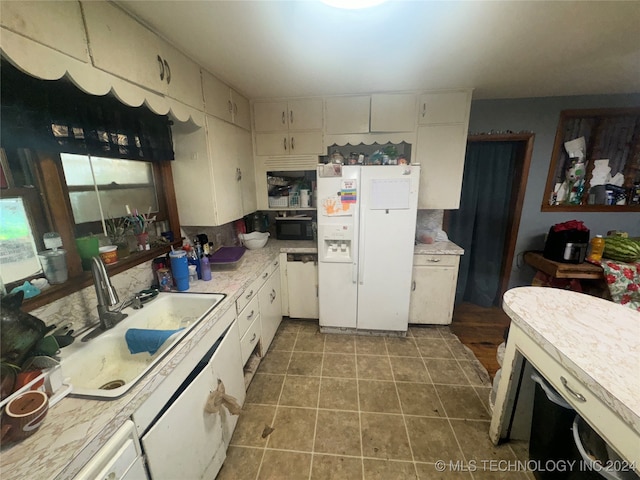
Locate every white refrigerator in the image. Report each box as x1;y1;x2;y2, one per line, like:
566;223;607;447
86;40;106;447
317;164;420;332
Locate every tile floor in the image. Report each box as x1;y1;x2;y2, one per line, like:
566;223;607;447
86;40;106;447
217;319;531;480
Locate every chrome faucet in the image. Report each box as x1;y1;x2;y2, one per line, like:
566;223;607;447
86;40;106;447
81;256;142;342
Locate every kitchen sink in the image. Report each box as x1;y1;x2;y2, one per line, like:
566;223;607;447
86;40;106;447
59;292;225;399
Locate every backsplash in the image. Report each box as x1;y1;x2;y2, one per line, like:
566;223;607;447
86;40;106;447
31;261;155;333
416;209;444;231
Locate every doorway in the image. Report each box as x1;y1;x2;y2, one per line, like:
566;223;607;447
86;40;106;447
446;133;534;307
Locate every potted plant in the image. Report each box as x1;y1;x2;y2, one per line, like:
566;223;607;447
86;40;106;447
105;216;132;259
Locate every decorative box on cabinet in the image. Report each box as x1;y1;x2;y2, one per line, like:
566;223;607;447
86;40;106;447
82;1;203;109
0;1;89;63
203;70;250;130
409;254;460;325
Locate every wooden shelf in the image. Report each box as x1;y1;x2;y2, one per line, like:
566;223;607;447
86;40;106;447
524;251;603;280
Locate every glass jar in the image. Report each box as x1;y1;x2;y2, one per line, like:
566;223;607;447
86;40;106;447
587;235;605;262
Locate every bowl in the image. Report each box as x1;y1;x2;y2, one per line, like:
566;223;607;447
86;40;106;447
239;232;269;250
99;245;118;265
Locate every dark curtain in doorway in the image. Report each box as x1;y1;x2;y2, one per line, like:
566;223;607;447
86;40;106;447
449;141;519;307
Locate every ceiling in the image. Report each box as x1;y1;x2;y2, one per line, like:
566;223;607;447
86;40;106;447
117;0;640;100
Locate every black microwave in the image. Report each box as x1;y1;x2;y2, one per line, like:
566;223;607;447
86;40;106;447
275;216;315;241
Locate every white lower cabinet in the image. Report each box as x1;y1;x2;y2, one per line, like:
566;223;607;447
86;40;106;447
286;257;319;319
140;321;244;480
258;263;283;353
409;254;460;325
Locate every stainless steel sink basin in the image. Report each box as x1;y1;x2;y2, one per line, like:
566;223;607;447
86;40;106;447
59;292;225;399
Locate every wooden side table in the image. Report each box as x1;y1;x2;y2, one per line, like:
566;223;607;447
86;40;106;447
523;251;603;279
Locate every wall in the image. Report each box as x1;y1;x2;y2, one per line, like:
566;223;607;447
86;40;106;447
467;93;640;288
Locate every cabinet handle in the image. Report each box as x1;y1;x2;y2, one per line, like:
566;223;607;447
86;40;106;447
421;103;426;117
262;272;269;280
245;289;254;299
283;137;288;151
236;167;242;182
289;110;293;125
427;258;441;263
246;309;254;320
234;102;238;115
250;333;257;343
157;55;165;81
290;136;295;150
228;100;233;113
412;280;416;291
282;111;286;125
561;376;586;403
273;260;279;267
270;289;276;303
163;59;171;84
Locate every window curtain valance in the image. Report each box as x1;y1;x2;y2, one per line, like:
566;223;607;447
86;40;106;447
1;60;174;161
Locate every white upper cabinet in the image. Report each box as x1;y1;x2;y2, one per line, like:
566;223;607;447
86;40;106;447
0;1;89;63
82;1;202;108
255;132;324;156
370;93;416;132
203;70;250;130
325;96;371;134
254;99;323;132
418;91;472;125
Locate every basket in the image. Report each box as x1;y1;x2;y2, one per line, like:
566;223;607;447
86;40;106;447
268;196;289;208
288;192;300;208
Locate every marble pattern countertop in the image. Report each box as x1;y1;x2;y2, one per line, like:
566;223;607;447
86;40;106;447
502;286;640;434
414;240;464;255
0;239;313;480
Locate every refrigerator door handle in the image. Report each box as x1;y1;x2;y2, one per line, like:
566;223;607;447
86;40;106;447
352;262;358;284
358;214;365;285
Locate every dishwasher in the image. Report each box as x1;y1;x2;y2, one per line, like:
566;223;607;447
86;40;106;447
286;253;319;319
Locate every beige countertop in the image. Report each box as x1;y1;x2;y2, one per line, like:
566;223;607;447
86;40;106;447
414;240;464;255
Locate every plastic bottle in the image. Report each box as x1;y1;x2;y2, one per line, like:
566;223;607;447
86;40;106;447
185;245;201;279
200;255;212;281
588;235;605;262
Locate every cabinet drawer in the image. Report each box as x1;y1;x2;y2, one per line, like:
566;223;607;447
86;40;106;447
413;254;459;267
237;295;259;339
236;276;262;314
240;317;261;365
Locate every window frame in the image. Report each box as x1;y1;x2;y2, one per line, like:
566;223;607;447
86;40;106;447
1;148;181;311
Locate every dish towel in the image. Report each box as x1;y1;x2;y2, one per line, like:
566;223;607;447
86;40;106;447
125;328;184;355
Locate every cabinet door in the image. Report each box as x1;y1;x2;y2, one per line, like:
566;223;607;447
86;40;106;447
83;2;165;94
287;261;319;319
370;93;416;132
418;91;471;125
289;132;324;155
416;124;468;209
288;99;323;131
259;269;282;353
238;128;257;215
203;71;233;123
409;265;458;325
255;133;288;156
254;101;288;132
231;89;251;131
211;321;246;447
1;1;89;62
207;116;243;224
325;96;371;134
160;41;203;109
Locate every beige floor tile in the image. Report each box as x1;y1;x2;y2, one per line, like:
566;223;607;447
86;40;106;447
294;333;326;353
325;334;356;354
217;446;263;480
357;355;393;381
405;416;464;463
424;358;470;385
258;351;291;375
258;450;312;480
277;321;303;334
279;376;320;408
288;352;323;376
415;338;455;359
314;410;361;456
363;458;417;479
298;320;321;334
246;373;285;405
435;385;490;420
414;462;473;479
268;406;317;451
390;356;430;383
472;470;531;479
322;353;357;378
358;380;401;413
360;412;413;461
396;383;445;417
458;360;491;387
408;326;444;338
230;404;277;448
445;338;474;360
449;419;518;464
385;337;420;357
356;336;388;355
311;454;363;480
269;332;297;352
319;377;359;411
474;386;493;414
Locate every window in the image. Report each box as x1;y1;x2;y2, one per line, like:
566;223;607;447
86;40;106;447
0;197;42;284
